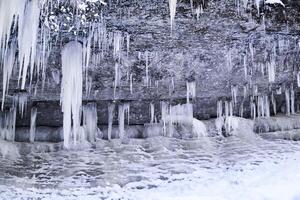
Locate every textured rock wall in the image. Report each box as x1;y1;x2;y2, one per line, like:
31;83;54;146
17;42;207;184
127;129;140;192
1;0;300;126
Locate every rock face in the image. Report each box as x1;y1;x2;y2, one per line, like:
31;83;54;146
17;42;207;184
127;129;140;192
1;0;300;126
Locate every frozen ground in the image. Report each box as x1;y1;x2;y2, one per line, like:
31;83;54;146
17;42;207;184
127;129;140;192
0;134;300;200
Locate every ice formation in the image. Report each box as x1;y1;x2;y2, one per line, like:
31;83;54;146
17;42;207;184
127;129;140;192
1;45;16;110
267;60;276;82
130;74;133;94
226;50;233;71
18;0;41;89
150;103;155;124
186;82;196;103
285;88;294;116
169;0;177;32
118;103;130;139
145;52;149;87
108;104;115;141
216;100;236;135
114;63;120;99
271;92;277;115
0;108;16;141
161;102;207;137
231;85;238;106
83;103;98;143
61;41;83;148
257;95;270;117
0;0;26;66
29;107;37;143
297;72;300;87
16;93;28;118
284;87;295;116
265;0;284;6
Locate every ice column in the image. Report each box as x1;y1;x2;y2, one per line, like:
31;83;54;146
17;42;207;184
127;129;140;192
83;103;98;143
61;41;83;148
118;103;130;140
29;107;37;143
108;104;115;141
271;92;277;115
0;107;16;141
150;103;155;124
291;87;295;115
267;60;276;82
285;89;291;116
231;85;238;105
186;81;196;103
169;0;177;32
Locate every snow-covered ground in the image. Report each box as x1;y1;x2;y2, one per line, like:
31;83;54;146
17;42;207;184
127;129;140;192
0;135;300;200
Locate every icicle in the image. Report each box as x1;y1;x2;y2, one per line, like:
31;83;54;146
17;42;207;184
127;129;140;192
1;45;16;110
285;89;291;116
249;41;254;63
0;107;17;141
297;71;300;87
250;97;256;119
61;41;83;149
29;107;37;143
126;33;130;56
231;85;238;106
86;76;93;97
217;100;223;118
243;85;247;98
113;32;122;60
113;63;120;99
171;77;175;92
83;34;92;96
108;104;115;141
145;52;149;87
186;81;196;103
239;102;244;117
0;0;26;67
150;103;155;124
17;93;28;118
253;85;258;96
255;0;261;15
271;92;276;115
267;60;276;82
118;103;130;140
83;103;98;143
291;86;295;114
18;0;41;89
161;102;169;135
264;95;270;117
195;5;203;20
169;0;177;32
243;56;247;78
226;49;233;71
224;101;234;134
129;73;133;94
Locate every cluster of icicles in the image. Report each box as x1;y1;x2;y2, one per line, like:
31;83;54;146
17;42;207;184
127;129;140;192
0;0;296;148
216;83;296;136
170;0;285;31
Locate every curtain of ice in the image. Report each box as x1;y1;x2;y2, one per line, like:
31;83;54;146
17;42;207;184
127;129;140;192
0;0;26;109
18;0;41;89
61;41;83;149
